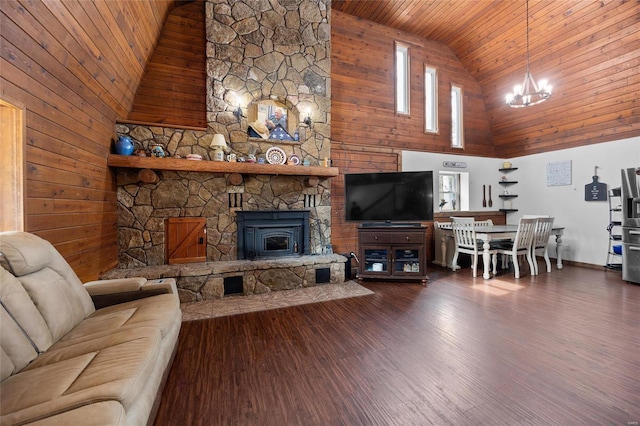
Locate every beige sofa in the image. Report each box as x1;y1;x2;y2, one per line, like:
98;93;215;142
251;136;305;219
0;232;181;426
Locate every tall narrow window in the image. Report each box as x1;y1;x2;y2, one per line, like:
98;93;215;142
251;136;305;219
451;84;464;148
0;98;25;231
395;42;410;115
424;65;438;133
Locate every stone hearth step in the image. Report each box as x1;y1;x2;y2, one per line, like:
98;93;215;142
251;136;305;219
100;254;347;303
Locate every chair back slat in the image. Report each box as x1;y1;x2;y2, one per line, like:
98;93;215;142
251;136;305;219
513;218;537;251
451;217;477;249
474;219;494;228
533;217;555;249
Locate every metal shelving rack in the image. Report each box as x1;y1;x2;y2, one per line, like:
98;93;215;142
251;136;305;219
606;187;622;270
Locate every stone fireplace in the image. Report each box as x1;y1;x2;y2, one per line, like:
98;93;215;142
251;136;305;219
114;169;330;267
113;0;332;269
105;0;343;302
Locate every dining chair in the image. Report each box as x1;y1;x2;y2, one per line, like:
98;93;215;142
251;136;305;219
451;217;497;278
494;217;537;279
530;217;555;275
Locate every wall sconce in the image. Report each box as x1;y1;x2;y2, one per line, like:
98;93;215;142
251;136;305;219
230;92;244;122
233;106;243;122
303;111;312;128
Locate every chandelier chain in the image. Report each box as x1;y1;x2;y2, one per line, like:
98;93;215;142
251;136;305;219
505;0;552;108
525;0;530;74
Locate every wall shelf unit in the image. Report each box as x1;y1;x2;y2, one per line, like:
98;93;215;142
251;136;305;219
498;166;519;213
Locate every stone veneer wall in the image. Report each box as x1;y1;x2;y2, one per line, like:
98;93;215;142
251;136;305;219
114;152;331;267
102;255;345;302
114;0;332;268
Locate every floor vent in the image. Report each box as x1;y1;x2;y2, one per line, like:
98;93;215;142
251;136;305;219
315;267;331;284
224;276;243;295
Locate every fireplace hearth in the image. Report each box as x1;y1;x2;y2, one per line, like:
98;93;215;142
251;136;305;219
237;210;310;260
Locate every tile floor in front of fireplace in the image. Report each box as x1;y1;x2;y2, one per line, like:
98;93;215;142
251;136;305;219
180;280;373;321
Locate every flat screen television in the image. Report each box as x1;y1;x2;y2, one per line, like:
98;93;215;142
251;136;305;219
344;171;434;222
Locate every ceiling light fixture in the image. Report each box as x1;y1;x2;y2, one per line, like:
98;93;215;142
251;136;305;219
506;0;552;108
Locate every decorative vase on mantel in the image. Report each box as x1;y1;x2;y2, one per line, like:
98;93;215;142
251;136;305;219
115;135;134;156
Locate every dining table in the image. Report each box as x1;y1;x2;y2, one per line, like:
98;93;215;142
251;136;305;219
436;223;565;279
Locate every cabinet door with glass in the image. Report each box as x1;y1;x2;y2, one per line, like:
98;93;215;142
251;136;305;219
393;247;424;276
363;247;390;275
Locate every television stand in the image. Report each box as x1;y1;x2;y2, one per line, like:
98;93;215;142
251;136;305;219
357;225;428;285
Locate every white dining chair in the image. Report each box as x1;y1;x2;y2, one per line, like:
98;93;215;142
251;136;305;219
451;217;497;278
530;217;555;275
495;217;537;279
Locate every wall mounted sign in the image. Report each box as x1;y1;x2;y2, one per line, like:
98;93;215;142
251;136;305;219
585;176;607;201
442;161;467;168
546;160;572;186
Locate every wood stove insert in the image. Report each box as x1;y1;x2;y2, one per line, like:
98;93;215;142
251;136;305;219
237;210;310;260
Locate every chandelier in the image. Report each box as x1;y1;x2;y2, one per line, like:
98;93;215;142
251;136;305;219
505;0;552;108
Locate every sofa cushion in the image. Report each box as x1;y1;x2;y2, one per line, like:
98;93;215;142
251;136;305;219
19;268;93;343
0;328;161;425
24;327;160;372
0;232;52;276
0;268;53;353
1;306;38;380
1;348;15;382
21;401;126;426
0;232;94;320
51;294;181;351
89;294;180;339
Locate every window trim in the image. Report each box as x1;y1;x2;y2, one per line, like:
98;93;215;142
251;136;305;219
395;42;410;116
451;83;464;149
438;172;461;212
0;96;26;231
424;64;438;134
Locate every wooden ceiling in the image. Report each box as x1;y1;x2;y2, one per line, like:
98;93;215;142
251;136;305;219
332;0;640;157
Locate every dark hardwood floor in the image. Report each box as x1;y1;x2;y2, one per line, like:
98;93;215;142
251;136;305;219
154;266;640;425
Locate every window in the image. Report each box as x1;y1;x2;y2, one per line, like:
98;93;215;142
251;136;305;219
395;42;410;115
439;172;460;211
424;65;438;133
0;98;25;231
451;84;464;148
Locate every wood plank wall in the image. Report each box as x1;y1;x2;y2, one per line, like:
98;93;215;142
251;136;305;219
330;11;494;259
330;145;401;257
1;0;172;281
481;1;640;157
332;1;640;158
127;1;206;128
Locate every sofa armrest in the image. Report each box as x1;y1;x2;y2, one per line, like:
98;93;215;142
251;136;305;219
84;278;177;309
84;278;147;295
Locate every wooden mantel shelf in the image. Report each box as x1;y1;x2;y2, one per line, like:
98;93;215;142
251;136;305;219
107;154;339;178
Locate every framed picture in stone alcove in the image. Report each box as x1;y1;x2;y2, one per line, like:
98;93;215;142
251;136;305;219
248;100;296;141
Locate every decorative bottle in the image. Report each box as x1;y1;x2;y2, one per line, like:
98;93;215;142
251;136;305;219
115;135;134;156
